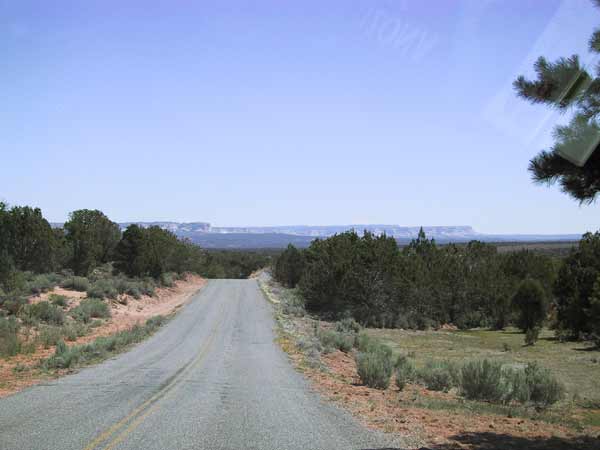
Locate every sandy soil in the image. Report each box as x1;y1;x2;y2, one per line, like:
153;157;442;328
0;274;206;398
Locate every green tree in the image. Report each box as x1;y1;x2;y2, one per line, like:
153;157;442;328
0;202;15;288
142;226;179;278
514;0;600;202
512;278;548;345
64;210;121;275
588;275;600;347
113;224;146;277
274;244;304;287
6;206;57;273
554;231;600;338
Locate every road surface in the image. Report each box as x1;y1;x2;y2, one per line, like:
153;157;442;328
0;280;401;450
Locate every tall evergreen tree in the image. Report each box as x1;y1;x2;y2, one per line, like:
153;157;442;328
113;224;146;277
554;231;600;338
512;278;548;345
64;209;121;275
514;0;600;202
6;206;57;273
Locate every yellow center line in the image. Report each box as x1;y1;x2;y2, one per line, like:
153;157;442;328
82;301;227;450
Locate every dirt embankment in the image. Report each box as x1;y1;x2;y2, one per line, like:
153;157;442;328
0;274;206;398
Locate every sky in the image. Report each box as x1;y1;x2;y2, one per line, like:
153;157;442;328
1;0;599;234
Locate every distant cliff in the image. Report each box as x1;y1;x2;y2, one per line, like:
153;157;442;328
50;221;579;249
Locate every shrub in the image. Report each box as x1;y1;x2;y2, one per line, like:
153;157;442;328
335;317;361;334
524;362;564;407
1;295;28;316
49;294;69;307
354;331;377;352
26;274;55;294
87;279;118;299
70;298;110;323
0;317;21;356
112;278;144;300
501;366;531;404
145;315;166;329
456;360;563;407
20;301;65;326
47;339;81;369
139;279;156;297
39;325;63;348
460;359;504;402
61;322;88;341
60;276;90;292
395;355;415;391
417;360;459;392
55;339;68;355
160;272;176;287
355;341;394;389
125;286;141;299
318;330;354;353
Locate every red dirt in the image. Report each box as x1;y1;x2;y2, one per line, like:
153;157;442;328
0;274;206;398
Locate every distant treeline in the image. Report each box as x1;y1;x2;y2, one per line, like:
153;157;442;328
0;202;270;300
274;229;600;345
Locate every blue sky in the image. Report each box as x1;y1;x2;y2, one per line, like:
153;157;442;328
1;0;599;233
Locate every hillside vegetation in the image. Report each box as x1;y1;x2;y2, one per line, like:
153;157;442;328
274;228;600;348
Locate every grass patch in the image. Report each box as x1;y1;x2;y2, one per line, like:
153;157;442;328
40;315;167;370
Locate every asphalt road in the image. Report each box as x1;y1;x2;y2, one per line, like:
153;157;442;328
0;279;401;450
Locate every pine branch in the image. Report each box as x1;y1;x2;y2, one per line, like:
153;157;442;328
513;56;591;110
529;145;600;203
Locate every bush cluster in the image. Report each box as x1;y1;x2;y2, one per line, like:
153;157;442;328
26;274;60;294
349;332;564;408
70;298;110;324
355;338;394;389
49;294;69;307
417;360;460;392
19;301;65;326
41;315;166;370
318;329;354;353
87;279;118;299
